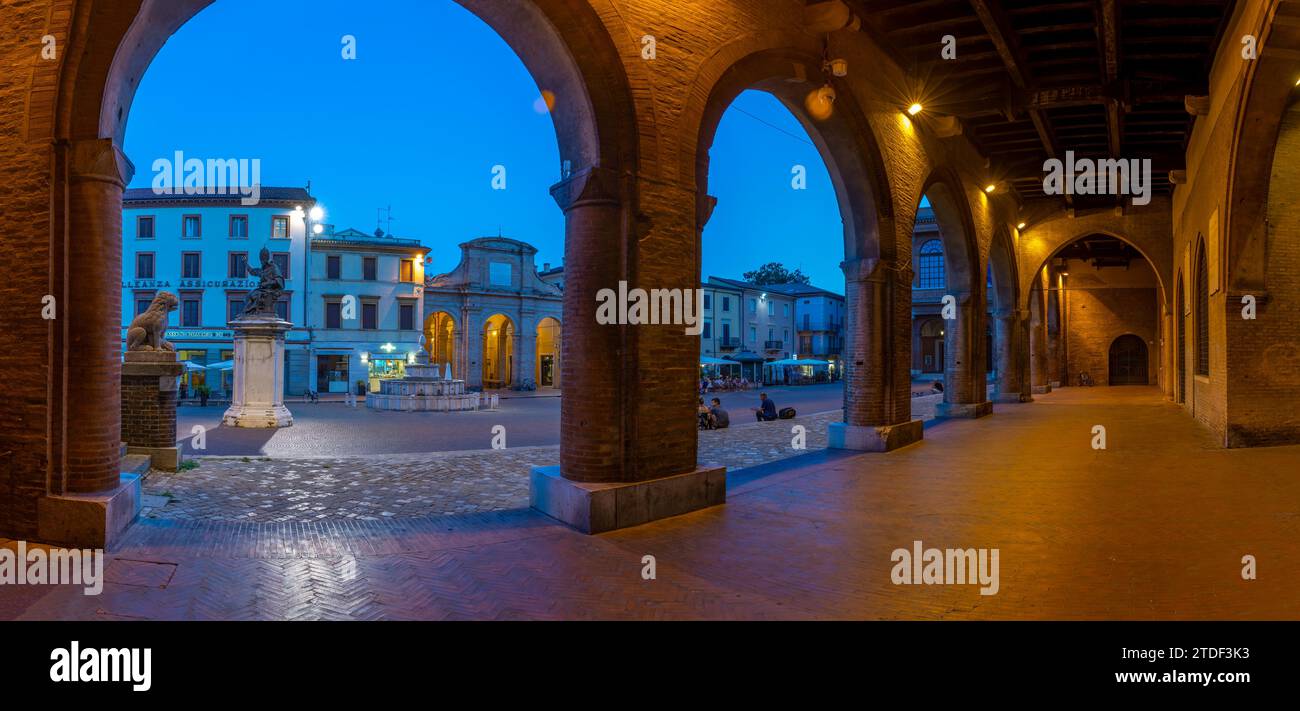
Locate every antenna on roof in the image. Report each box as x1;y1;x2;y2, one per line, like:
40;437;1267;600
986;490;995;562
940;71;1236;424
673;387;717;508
376;205;396;237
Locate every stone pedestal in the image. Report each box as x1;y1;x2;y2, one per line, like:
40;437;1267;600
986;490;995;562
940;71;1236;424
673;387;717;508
38;473;141;548
530;465;726;534
222;315;293;428
121;350;183;471
935;401;994;418
828;419;924;452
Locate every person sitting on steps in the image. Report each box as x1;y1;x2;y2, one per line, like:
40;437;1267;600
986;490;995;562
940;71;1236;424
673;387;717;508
753;392;778;422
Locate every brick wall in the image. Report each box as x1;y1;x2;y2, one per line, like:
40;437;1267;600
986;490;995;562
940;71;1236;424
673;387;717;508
1064;287;1159;386
121;373;179;448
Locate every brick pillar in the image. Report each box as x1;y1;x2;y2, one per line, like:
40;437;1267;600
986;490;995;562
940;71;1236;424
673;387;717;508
121;351;183;470
550;167;627;482
938;291;992;417
64;139;130;494
1030;284;1051;394
993;308;1032;403
829;257;922;451
530;169;724;533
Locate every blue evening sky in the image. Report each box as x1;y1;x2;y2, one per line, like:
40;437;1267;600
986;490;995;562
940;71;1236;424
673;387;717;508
124;0;847;291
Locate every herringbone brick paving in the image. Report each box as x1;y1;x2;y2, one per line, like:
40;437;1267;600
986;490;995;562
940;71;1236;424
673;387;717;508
5;387;1300;620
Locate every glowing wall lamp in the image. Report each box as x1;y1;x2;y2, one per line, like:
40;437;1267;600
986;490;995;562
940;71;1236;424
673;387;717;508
907;103;923;116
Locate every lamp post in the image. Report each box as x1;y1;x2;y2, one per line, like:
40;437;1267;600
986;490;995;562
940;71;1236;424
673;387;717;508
293;201;325;397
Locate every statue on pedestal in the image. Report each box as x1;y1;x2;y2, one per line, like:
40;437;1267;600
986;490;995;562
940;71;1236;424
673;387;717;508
126;292;178;351
240;246;285;317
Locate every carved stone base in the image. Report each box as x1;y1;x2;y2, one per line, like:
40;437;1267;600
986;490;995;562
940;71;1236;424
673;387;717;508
828;420;924;452
530;465;726;534
936;401;994;418
37;473;141;548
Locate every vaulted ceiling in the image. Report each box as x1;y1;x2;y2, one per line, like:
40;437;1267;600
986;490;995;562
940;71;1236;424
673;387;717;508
841;0;1238;209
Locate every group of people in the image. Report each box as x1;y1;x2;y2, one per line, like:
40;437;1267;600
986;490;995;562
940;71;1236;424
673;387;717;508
699;375;749;395
698;392;785;430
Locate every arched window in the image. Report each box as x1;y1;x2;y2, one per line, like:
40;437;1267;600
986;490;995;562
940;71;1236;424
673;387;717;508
1195;242;1210;376
918;239;945;290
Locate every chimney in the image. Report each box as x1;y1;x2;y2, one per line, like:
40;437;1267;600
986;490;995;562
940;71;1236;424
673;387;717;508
543;262;551;271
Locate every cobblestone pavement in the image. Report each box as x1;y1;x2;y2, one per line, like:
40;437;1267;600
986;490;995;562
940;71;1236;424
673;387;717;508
8;387;1300;621
146;395;945;524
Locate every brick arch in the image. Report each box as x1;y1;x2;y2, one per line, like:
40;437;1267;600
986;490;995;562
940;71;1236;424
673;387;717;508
64;0;639;174
1224;0;1300;292
920;169;982;297
988;223;1019;312
684;41;895;261
1021;229;1169;314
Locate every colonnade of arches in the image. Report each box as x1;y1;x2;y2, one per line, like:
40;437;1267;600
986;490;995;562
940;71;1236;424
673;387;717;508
9;0;1300;541
422;311;562;390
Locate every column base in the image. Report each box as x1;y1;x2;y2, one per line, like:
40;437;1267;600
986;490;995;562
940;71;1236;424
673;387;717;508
995;393;1033;403
37;473;141;548
828;420;923;452
1032;385;1052;394
530;465;726;534
222;404;293;428
127;445;180;472
936;401;993;418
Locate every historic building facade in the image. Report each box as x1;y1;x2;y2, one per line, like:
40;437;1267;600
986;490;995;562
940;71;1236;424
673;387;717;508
121;188;314;396
307;227;429;395
423;237;564;390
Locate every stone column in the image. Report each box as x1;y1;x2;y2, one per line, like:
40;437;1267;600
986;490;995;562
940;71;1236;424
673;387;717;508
937;291;993;418
121;351;184;470
222;315;294;428
37;139;142;548
993;308;1032;403
513;314;535;388
530;168;724;533
1030;285;1052;394
830;257;923;450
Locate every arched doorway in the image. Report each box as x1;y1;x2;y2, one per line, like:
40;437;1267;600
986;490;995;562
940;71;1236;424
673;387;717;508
535;317;561;389
919;318;945;373
424;312;457;378
482;314;515;389
1108;335;1149;385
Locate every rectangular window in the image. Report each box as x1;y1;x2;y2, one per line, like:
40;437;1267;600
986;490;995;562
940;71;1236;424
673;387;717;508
327;255;341;280
134;291;156;316
363;257;378;281
399;303;415;331
229;252;248;278
271;215;290;239
361;301;378;330
703;294;712;310
182;215;201;239
325;301;342;329
783;303;790;317
767;301;774;317
182;252;201;279
749;326;756;342
748;298;757;314
400;259;415;283
180;292;201;327
768;327;774;341
229;215;249;239
271;252;290;278
721;321;731;340
228;293;247;322
722;296;730;312
135;252;155;279
702;320;711;338
274;298;289;322
783;328;789;342
136;216;155;240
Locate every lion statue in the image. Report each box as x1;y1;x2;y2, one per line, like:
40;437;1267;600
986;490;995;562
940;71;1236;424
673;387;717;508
126;292;179;352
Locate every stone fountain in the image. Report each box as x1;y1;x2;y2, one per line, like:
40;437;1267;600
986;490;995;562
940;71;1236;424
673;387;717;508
365;345;498;412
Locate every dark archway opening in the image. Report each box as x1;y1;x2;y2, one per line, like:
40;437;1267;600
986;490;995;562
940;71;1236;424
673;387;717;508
1108;334;1150;385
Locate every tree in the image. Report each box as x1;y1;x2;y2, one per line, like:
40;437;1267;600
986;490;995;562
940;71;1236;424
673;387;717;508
743;262;811;286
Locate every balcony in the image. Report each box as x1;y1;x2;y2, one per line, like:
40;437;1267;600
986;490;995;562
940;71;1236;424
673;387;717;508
764;340;783;351
718;337;741;349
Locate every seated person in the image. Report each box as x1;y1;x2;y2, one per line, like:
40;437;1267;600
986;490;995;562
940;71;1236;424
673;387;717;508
709;398;730;429
698;397;713;429
753;392;778;422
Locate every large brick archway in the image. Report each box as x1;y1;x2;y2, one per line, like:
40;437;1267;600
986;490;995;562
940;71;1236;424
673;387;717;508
7;0;657;542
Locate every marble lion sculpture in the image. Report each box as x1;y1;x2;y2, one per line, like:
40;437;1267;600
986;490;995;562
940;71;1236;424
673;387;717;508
126;291;179;352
